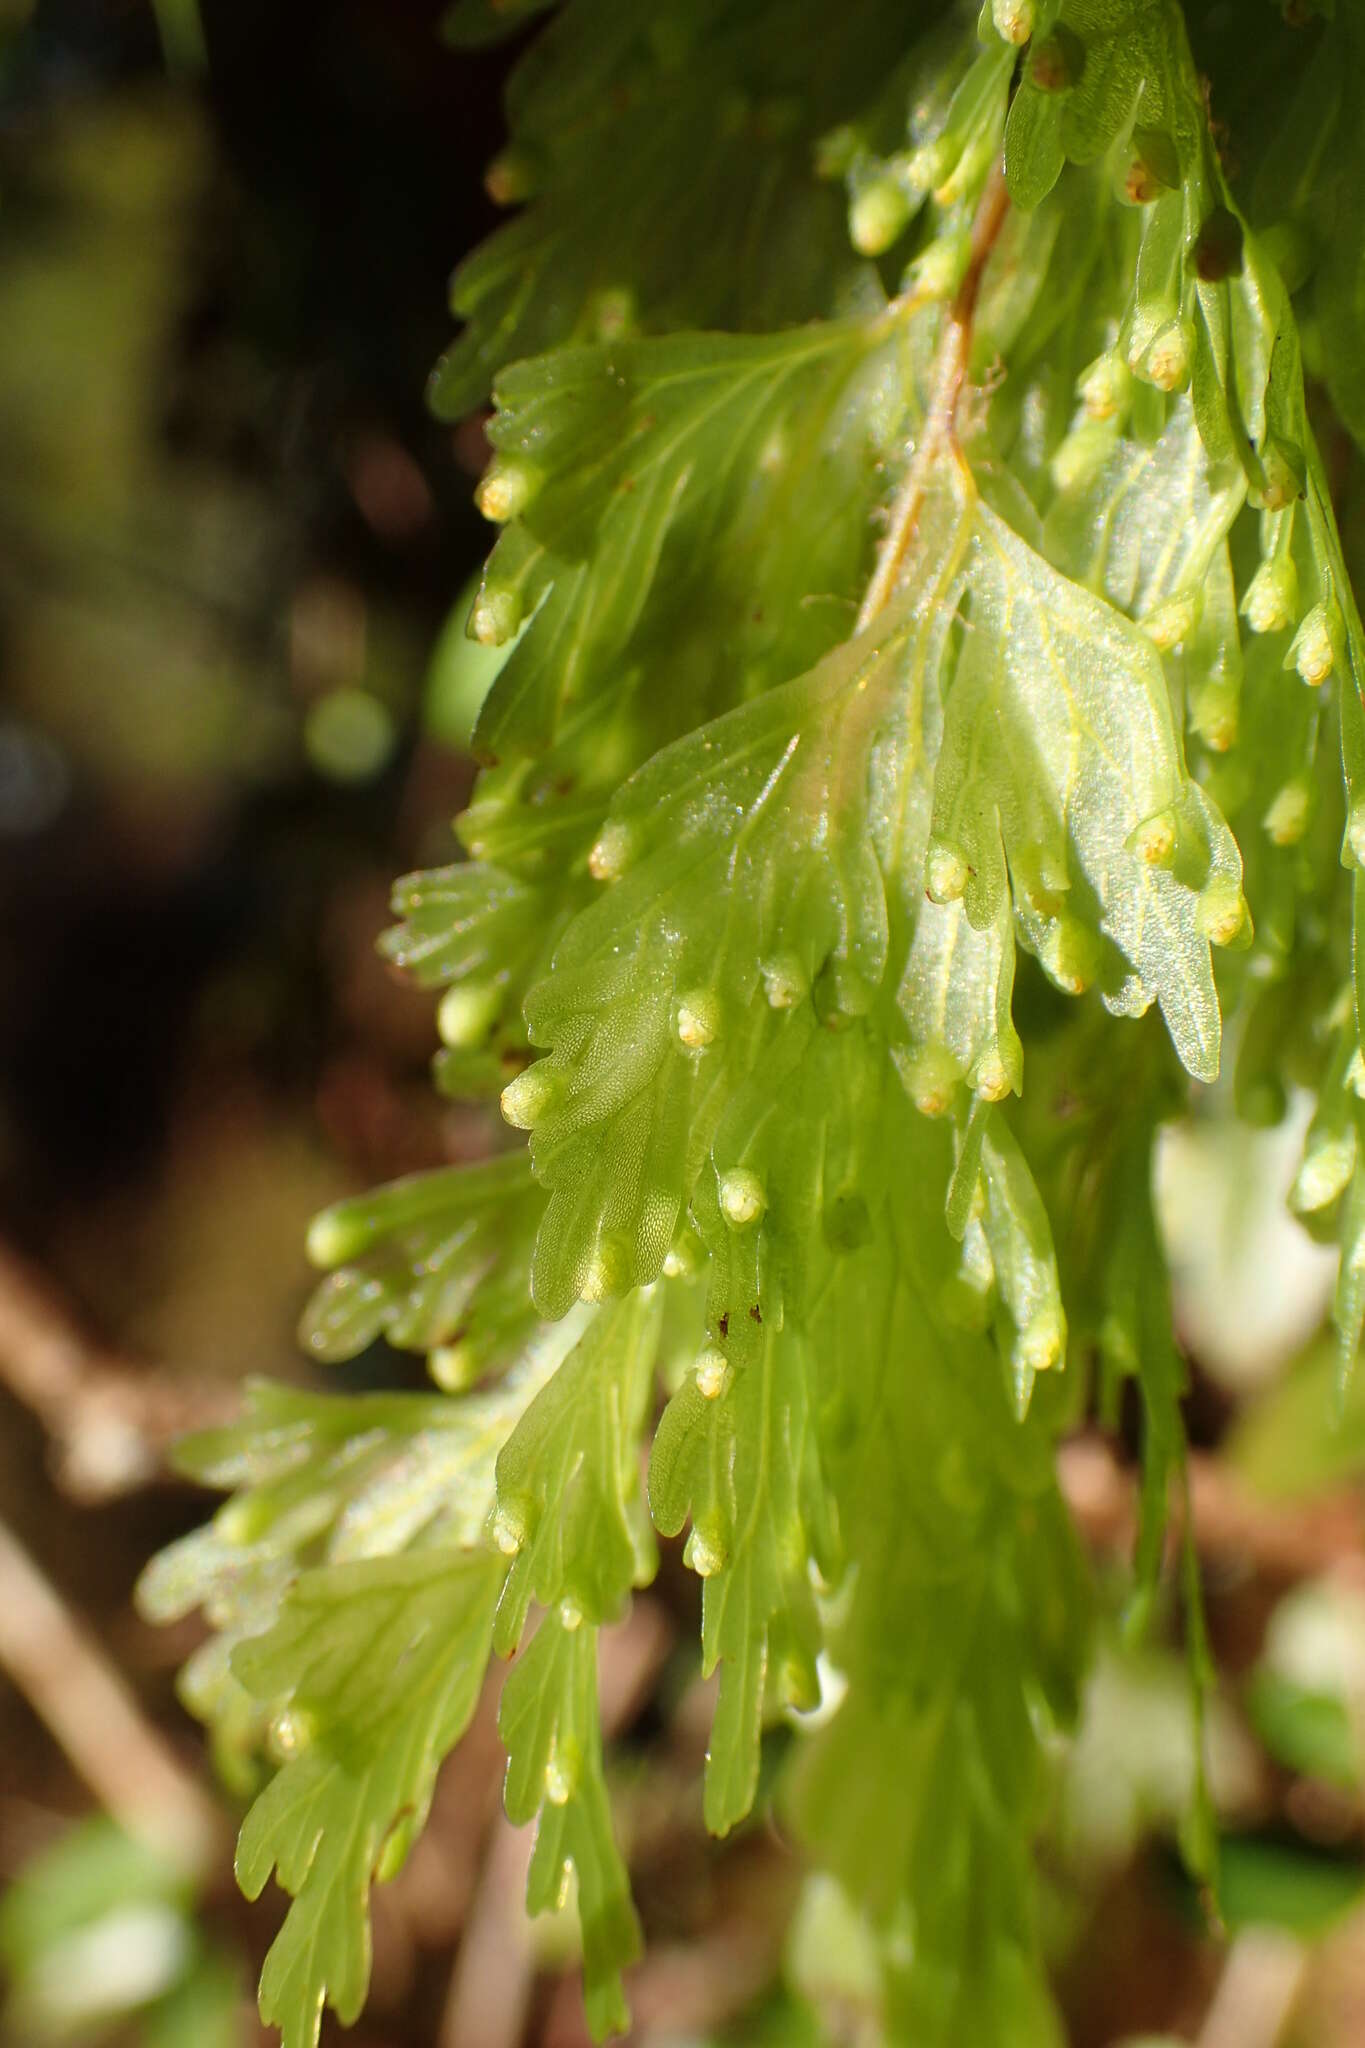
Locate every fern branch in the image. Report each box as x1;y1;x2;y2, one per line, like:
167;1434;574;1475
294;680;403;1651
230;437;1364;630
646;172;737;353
857;160;1011;630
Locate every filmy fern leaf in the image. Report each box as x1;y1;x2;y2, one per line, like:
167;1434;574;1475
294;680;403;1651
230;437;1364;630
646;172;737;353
140;1;1365;2042
499;1613;642;2038
233;1552;502;2048
493;1288;662;1650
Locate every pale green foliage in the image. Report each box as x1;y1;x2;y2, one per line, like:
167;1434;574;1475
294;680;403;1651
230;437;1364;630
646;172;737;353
142;2;1365;2044
300;1155;542;1369
939;497;1244;1076
136;1364;553;1789
430;0;914;416
233;1552;501;2048
499;1615;642;2037
783;1052;1090;2046
489;1298;662;2033
494;1289;662;1648
650;1148;832;1834
472;322;895;752
517;612;904;1316
380;861;541;992
950;1103;1067;1414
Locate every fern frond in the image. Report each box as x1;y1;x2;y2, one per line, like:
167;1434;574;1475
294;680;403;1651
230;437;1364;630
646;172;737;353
141;1;1365;2041
233;1552;502;2048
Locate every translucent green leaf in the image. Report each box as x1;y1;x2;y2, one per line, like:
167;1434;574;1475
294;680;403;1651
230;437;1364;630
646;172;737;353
1055;0;1206;171
499;1614;642;2040
142;7;1365;2044
519;457;1243;1323
1114;1180;1186;1605
973;1110;1068;1416
1043;397;1245;622
516;604;910;1318
649;1147;830;1835
300;1154;543;1369
140;1371;547;1624
1002;79;1065;213
787;1121;1089;2041
135;1351;570;1771
380;862;542;991
898;883;1019;1106
938;499;1243;1080
430;0;908;417
493;1289;662;1652
473;320;893;756
233;1551;502;2048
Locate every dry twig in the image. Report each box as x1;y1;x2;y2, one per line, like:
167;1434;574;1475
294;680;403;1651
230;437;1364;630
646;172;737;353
1196;1928;1308;2048
856;162;1010;632
0;1513;222;1878
0;1238;233;1500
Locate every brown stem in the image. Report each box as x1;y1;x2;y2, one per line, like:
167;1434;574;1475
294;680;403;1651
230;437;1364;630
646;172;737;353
856;161;1010;632
1196;1929;1307;2048
0;1239;234;1501
0;1514;222;1878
